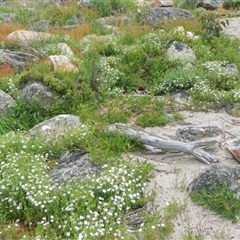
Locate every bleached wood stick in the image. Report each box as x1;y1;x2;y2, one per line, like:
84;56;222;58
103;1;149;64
108;123;219;164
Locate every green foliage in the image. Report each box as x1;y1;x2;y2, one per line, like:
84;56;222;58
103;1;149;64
93;0;136;17
195;9;229;41
0;99;47;134
172;112;184;121
190;184;240;223
173;0;195;9
136;109;170;127
223;0;240;10
182;232;204;240
0;125;154;239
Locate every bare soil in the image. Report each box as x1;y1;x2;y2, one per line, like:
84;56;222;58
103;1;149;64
129;110;240;239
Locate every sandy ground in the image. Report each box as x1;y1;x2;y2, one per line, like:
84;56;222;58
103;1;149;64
128;111;240;239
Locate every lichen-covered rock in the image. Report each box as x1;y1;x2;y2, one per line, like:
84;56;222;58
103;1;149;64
166;41;196;62
188;163;240;197
0;49;35;68
177;126;222;141
144;7;194;22
196;0;223;10
77;0;94;7
20;82;56;109
0;13;15;22
51;151;100;184
0;89;15;112
28;114;81;138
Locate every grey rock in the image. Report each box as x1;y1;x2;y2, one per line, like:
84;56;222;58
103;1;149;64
20;82;55;109
51;151;100;184
0;89;15;112
0;13;15;22
222;17;240;40
177;126;222;141
166;41;196;63
32;20;51;31
223;63;239;75
77;0;94;7
170;89;190;99
0;49;35;68
196;0;223;10
144;7;194;22
188;163;240;197
28;114;81;138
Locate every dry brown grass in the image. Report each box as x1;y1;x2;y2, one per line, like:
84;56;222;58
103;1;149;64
49;23;93;41
0;63;14;77
0;23;27;42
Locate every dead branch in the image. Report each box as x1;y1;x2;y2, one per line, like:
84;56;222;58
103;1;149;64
108;123;219;164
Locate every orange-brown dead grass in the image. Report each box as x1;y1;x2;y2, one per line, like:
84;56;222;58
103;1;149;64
49;23;93;41
0;63;14;77
0;23;27;42
214;7;235;16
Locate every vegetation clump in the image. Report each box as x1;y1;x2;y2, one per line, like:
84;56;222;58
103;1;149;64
0;0;240;238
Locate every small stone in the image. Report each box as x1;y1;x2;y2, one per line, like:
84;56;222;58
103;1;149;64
48;55;78;72
177;126;222;141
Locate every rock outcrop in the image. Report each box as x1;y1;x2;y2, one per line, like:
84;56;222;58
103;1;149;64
144;7;195;22
0;49;35;69
28;114;81;138
188;163;240;197
51;151;100;184
0;89;15;112
20;82;56;109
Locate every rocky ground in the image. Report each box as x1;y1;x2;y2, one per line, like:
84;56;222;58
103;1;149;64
128;110;240;239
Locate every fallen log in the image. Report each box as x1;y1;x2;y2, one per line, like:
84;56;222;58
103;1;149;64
108;123;219;164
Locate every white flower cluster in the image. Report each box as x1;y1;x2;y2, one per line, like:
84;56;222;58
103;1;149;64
98;57;124;96
138;33;162;53
202;60;228;72
0;129;148;239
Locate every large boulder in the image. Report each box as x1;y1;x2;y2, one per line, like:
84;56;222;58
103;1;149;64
196;0;223;10
143;7;194;22
166;41;196;62
188;163;240;196
0;89;15;112
28;114;81;138
51;151;100;184
0;49;35;68
6;30;52;43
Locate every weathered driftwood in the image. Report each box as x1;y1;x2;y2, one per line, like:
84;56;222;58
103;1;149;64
225;139;240;163
109;123;219;164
